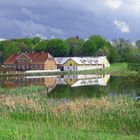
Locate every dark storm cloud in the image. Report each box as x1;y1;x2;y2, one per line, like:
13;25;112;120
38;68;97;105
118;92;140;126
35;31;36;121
0;0;140;40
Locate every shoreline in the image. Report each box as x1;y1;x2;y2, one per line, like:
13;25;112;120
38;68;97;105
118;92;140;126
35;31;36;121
0;63;138;77
0;69;137;77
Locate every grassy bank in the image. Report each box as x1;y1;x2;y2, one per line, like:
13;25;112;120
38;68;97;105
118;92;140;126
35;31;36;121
104;63;128;71
0;86;140;140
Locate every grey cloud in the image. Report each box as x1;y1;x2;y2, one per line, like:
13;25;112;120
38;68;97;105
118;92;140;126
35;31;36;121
21;8;40;21
0;17;65;38
0;0;140;40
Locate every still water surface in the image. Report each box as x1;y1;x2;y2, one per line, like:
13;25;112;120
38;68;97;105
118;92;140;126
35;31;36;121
0;74;140;99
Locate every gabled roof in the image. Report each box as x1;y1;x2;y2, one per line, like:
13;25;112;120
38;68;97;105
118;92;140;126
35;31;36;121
55;56;107;65
4;52;51;65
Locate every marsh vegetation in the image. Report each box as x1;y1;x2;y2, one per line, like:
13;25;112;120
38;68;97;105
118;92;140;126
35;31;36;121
0;88;140;139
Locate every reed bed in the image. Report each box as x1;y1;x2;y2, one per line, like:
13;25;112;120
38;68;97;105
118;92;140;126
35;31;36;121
0;86;140;140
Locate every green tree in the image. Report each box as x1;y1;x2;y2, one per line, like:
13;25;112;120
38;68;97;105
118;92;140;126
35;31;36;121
112;39;132;62
109;47;120;63
18;42;29;52
127;47;140;62
65;36;84;56
46;39;68;57
0;42;5;64
32;37;41;45
95;47;109;57
34;40;48;52
3;42;21;60
135;40;140;48
16;38;34;51
83;35;107;56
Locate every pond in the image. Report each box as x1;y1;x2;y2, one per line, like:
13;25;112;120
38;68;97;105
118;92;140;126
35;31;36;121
0;74;140;99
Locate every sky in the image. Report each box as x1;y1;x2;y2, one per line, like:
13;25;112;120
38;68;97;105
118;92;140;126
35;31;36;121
0;0;140;40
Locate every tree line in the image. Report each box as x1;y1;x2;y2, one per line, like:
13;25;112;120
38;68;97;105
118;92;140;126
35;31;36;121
0;35;140;64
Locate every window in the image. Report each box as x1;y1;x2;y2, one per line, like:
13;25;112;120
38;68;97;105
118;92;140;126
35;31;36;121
22;65;25;69
31;65;34;69
18;60;21;63
13;65;16;69
35;65;38;69
40;65;42;69
26;65;29;70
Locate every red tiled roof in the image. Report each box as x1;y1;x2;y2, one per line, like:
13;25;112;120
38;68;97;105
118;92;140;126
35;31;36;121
4;52;50;65
4;54;20;65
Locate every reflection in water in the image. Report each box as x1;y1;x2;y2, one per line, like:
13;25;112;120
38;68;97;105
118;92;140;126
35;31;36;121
0;76;57;94
57;74;110;87
1;75;140;98
0;74;110;93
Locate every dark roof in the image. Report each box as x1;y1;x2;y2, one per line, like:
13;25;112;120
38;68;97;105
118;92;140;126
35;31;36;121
4;52;51;65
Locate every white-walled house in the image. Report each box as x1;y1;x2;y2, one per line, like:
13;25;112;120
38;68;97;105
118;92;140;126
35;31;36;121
55;56;110;71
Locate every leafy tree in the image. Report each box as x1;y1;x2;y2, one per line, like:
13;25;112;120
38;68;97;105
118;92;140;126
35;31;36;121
112;38;130;49
109;47;120;63
32;37;41;45
1;36;140;64
135;40;140;48
46;39;68;57
16;38;34;51
65;36;84;56
3;42;21;60
18;42;29;52
112;39;133;62
127;47;140;73
0;42;5;64
127;47;140;62
95;47;109;57
83;35;107;56
34;40;48;52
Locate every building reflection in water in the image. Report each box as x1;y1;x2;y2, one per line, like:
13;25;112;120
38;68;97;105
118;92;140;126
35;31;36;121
1;76;57;94
0;74;110;94
57;74;110;87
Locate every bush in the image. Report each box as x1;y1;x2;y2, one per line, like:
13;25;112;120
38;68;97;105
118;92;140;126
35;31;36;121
128;63;140;72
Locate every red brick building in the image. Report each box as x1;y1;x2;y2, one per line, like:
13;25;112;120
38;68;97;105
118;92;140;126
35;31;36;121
4;52;57;71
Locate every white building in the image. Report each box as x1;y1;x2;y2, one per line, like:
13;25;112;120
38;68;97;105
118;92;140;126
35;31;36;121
55;56;110;71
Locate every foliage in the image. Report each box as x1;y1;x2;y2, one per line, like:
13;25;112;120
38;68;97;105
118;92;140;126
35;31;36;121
135;40;140;48
83;35;108;56
0;35;140;64
3;41;21;60
128;63;140;73
46;39;69;57
65;36;84;56
109;46;120;63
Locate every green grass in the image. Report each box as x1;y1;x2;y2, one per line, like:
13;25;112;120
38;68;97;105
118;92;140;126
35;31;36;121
0;86;140;140
74;62;136;75
73;62;137;76
0;118;139;140
105;63;128;71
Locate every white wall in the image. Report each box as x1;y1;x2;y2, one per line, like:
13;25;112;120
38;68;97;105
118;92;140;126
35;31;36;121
104;63;110;67
77;65;103;71
64;65;103;71
64;66;77;71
